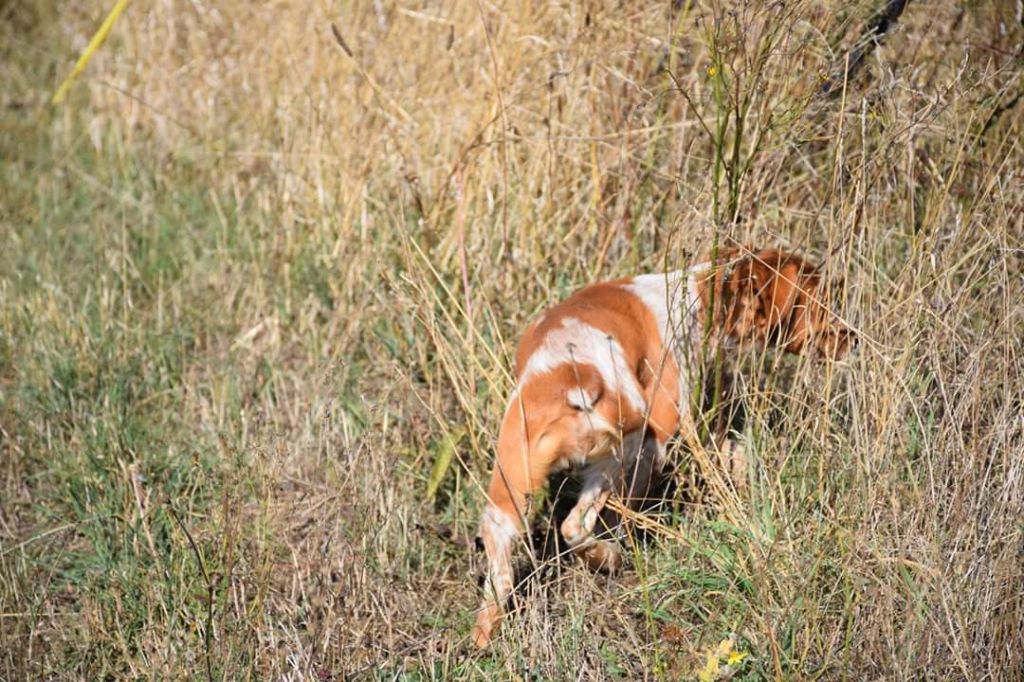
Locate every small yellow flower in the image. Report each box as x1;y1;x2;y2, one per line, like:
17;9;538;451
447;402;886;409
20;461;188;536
727;651;748;666
695;635;748;680
707;65;718;77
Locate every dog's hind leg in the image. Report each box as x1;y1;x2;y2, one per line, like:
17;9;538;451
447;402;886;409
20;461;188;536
472;406;559;649
559;431;651;572
560;459;621;572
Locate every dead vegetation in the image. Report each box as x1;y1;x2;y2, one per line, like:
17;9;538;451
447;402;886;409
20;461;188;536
2;1;1023;679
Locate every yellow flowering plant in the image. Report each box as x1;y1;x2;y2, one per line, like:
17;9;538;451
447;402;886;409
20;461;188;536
695;635;749;681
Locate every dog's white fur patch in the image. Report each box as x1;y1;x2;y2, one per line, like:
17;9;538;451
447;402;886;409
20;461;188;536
625;266;708;348
622;271;685;346
623;265;708;406
566;384;599;411
517;317;647;414
480;503;520;543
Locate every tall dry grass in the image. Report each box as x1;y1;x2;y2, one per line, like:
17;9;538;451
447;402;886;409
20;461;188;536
2;0;1022;679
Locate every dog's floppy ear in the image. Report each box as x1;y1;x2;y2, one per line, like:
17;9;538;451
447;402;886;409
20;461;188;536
730;259;767;337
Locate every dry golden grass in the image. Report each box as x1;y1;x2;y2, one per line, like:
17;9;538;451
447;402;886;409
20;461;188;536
2;0;1023;679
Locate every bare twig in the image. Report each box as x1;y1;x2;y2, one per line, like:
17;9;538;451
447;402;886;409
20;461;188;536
820;0;911;98
169;505;215;682
980;91;1023;140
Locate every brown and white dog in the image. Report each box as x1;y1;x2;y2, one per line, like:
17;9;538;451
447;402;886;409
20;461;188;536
471;247;856;648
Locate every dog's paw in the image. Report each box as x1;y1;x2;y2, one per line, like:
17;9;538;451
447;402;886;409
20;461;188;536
560;512;587;547
471;603;501;649
578;539;622;574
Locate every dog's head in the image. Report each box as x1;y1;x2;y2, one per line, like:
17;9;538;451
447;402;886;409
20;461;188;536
698;248;856;360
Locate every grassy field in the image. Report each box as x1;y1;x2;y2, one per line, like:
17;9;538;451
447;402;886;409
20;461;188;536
2;1;1022;679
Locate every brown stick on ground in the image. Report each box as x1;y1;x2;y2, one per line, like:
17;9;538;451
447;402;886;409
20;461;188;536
820;0;912;98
